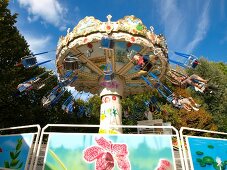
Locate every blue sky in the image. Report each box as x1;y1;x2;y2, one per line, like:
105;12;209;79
9;0;227;71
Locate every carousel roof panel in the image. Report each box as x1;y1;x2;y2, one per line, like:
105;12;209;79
56;15;169;97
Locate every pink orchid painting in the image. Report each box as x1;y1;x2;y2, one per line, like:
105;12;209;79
155;159;173;170
83;137;131;170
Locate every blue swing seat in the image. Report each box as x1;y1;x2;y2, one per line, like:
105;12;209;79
104;71;114;81
63;57;79;70
43;87;66;108
77;105;86;117
21;56;37;68
101;37;114;49
169;52;199;69
65;101;74;114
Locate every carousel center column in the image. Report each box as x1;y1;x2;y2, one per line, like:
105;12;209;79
99;75;124;134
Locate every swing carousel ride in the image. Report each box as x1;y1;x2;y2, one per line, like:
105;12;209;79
17;15;210;134
55;15;170;134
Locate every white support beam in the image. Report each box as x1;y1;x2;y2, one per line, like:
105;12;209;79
117;61;134;75
77;70;99;80
71;47;103;75
104;49;116;72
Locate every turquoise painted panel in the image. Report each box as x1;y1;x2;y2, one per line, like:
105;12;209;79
0;133;34;170
44;133;175;170
187;136;227;170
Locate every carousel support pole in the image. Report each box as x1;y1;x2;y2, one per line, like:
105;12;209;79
99;76;124;134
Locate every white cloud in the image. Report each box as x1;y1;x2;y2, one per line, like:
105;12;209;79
22;33;56;70
18;0;67;29
153;0;211;58
24;34;51;53
153;0;187;52
158;0;183;44
185;1;211;52
27;15;39;22
59;25;67;31
23;34;52;61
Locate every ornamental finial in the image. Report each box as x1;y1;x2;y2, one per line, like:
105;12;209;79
150;26;154;33
107;15;112;23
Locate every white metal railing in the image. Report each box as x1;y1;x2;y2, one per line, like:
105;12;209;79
180;127;227;170
0;124;41;170
34;124;185;170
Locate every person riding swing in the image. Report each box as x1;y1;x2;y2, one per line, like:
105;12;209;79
133;53;159;75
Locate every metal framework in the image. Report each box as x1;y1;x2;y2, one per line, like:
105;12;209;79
33;124;185;170
180;127;227;170
0;125;41;170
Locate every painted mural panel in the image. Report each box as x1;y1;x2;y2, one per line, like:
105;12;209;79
0;133;34;169
44;133;175;170
187;136;227;170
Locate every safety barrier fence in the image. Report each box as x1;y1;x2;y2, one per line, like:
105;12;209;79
180;127;227;170
0;125;41;170
0;124;226;170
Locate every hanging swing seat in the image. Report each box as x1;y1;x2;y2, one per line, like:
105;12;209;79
104;71;114;81
77;105;86;117
165;75;181;86
62;96;73;111
193;81;206;93
42;75;78;108
104;63;114;81
142;75;174;104
17;72;48;92
165;69;188;86
21;55;52;69
147;95;161;112
21;56;37;68
33;74;56;90
31;78;43;89
42;87;65;108
169;69;187;77
59;75;78;87
169;52;199;69
17;81;33;92
100;37;114;50
63;53;83;70
66;102;74;114
141;55;153;72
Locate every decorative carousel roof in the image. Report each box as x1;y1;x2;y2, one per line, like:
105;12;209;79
56;15;169;97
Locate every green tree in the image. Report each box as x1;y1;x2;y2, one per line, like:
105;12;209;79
187;58;227;131
0;0;30;70
0;0;71;128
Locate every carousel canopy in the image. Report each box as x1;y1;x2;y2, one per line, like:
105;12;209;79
56;15;169;97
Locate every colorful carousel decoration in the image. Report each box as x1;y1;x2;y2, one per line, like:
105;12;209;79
56;15;169;134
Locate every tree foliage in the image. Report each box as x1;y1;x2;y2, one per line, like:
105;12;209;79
0;0;71;128
0;0;226;133
0;0;30;70
187;58;227;131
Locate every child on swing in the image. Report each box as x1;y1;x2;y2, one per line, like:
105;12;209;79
133;53;159;75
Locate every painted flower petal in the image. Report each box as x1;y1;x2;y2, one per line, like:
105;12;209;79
95;137;112;151
116;155;131;170
157;165;167;170
155;159;173;170
112;144;128;156
96;152;114;170
83;146;104;162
